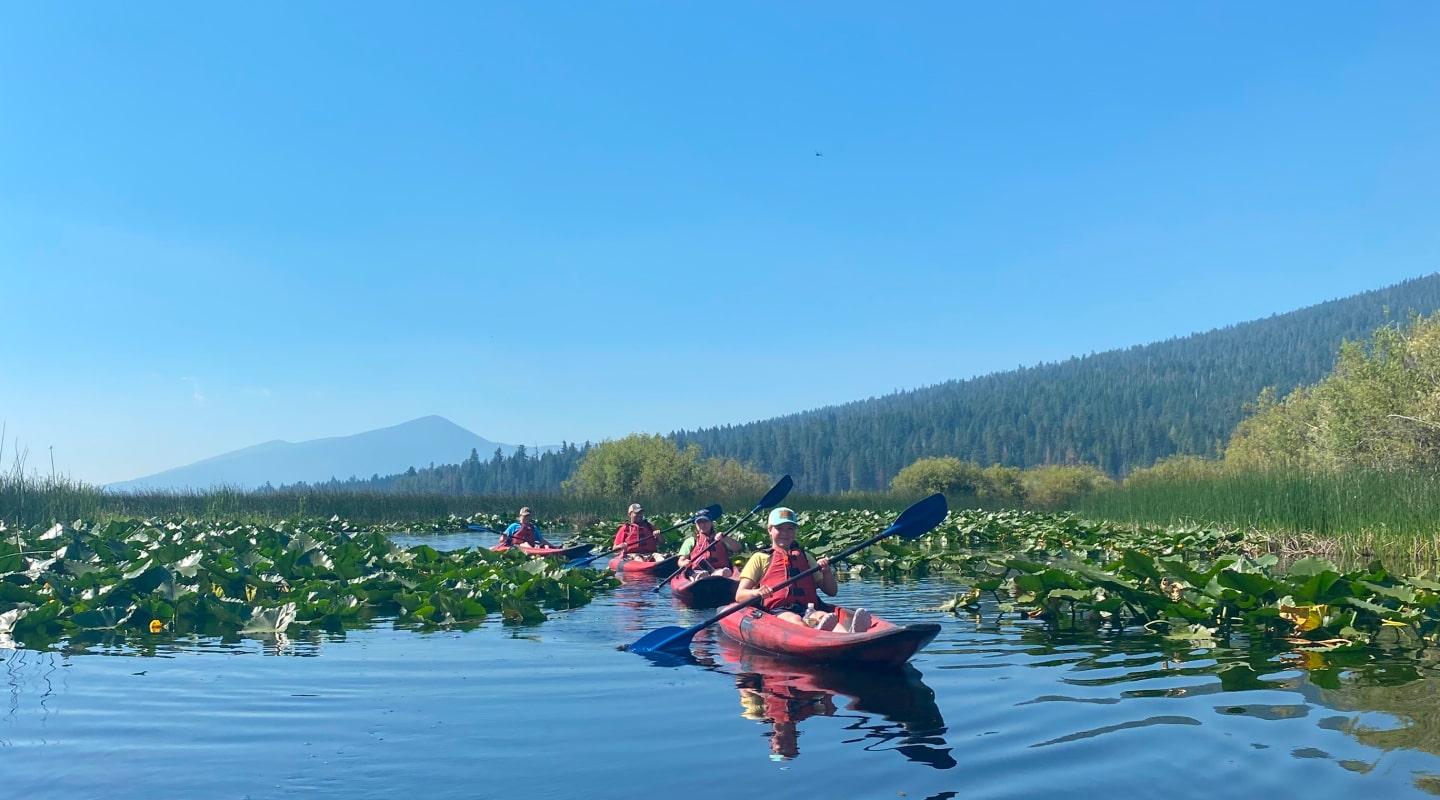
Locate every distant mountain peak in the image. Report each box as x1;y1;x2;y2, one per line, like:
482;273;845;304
106;417;547;491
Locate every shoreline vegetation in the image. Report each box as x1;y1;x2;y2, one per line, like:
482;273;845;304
6;457;1440;568
7;313;1440;654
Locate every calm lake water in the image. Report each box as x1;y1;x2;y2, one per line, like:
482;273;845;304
6;530;1440;799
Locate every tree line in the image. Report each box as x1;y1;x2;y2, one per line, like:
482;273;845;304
674;274;1440;490
286;274;1440;497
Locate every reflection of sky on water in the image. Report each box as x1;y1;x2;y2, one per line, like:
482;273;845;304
7;572;1440;796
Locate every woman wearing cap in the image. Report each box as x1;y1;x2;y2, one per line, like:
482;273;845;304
503;507;554;548
613;503;665;562
734;507;869;633
677;509;740;578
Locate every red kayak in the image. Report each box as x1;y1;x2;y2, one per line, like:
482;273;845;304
608;554;680;575
718;605;940;668
669;572;739;608
491;542;594;560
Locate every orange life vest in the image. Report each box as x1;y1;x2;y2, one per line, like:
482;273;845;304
759;544;820;612
510;523;538;545
616;522;659;555
689;532;728;570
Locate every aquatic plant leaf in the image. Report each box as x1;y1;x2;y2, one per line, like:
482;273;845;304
170;552;204;578
71;605;135;629
1294;570;1348;604
918;593;964;613
1122;550;1163;584
240;602;297;633
1344;596;1414;621
0;606;30;633
1403;575;1440;592
1287;557;1340;578
1360;582;1416;603
1217;570;1275;597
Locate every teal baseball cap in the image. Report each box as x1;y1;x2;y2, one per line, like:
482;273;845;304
767;507;798;527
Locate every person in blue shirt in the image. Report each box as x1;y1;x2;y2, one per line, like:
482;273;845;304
502;507;555;548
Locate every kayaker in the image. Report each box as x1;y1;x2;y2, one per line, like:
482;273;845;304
613;503;666;562
734;507;871;633
503;507;554;548
676;508;740;577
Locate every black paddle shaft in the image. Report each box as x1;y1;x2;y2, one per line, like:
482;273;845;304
567;503;722;569
651;476;793;592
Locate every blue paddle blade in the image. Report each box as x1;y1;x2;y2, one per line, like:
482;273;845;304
627;625;692;655
468;524;500;533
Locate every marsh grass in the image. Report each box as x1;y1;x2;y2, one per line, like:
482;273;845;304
1074;468;1440;569
0;439;948;532
0;476;925;531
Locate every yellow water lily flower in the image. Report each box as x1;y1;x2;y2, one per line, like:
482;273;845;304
1278;604;1328;633
149;619;164;633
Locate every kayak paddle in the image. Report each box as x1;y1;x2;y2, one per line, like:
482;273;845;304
625;492;948;655
651;475;794;593
566;504;723;569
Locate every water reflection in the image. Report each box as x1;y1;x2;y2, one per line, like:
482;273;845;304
2;647;62;745
711;636;952;766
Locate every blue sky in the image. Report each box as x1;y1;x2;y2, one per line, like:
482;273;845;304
3;3;1438;485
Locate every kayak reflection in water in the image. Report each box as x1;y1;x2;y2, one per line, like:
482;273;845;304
737;672;835;760
719;637;953;767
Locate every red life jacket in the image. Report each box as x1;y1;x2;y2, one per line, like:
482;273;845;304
759;544;820;612
688;532;728;570
616;522;659;554
510;523;537;545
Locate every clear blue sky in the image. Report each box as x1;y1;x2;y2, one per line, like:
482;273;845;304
3;3;1438;485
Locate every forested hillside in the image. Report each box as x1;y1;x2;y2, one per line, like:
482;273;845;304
673;274;1440;491
274;443;590;494
293;275;1440;495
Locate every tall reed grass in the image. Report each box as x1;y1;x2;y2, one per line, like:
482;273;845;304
1072;468;1440;569
1074;469;1440;535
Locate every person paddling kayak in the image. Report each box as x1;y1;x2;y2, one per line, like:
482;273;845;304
733;507;871;634
502;507;554;548
677;508;740;577
613;503;667;562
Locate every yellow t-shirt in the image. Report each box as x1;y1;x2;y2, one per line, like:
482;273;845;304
738;550;820;585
